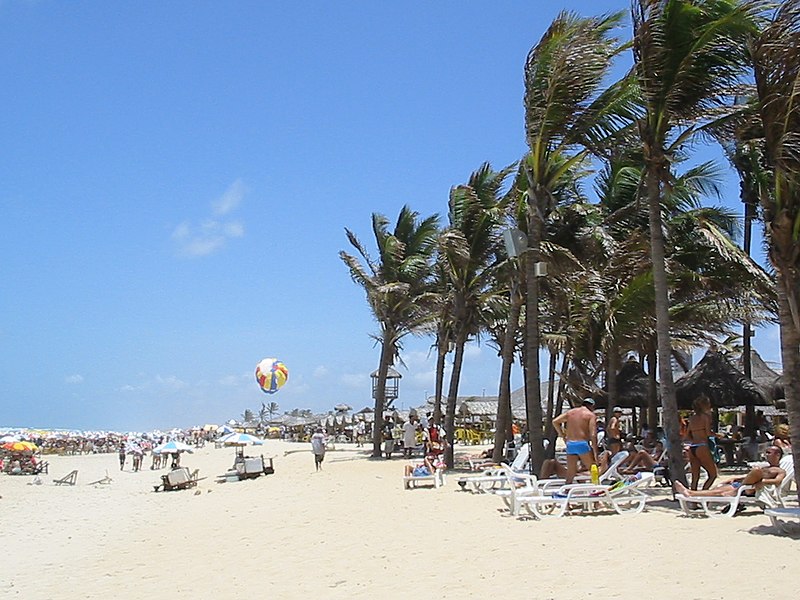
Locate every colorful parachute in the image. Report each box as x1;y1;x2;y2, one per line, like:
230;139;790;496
255;358;289;394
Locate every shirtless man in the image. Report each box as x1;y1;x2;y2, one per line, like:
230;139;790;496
552;398;598;483
606;408;623;454
675;445;786;498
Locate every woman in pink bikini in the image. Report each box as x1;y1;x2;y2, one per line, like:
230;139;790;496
685;395;717;490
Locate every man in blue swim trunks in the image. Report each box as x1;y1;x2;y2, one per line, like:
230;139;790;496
552;398;599;483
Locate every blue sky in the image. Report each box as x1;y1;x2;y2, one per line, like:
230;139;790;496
1;1;780;431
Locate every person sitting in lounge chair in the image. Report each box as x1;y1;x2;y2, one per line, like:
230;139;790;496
404;455;437;479
674;446;786;498
540;448;616;480
621;441;666;474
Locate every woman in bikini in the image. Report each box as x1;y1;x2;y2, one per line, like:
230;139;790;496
685;395;717;490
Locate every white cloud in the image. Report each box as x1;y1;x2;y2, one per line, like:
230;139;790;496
463;344;483;360
218;375;241;387
65;374;84;384
340;373;368;389
313;366;328;378
155;375;188;390
172;180;247;258
212;179;246;215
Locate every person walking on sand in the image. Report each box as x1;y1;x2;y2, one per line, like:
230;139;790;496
552;398;598;483
311;428;327;471
118;443;126;471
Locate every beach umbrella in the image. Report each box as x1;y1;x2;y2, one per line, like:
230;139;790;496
675;349;772;409
0;434;20;443
152;440;195;454
1;441;37;453
218;432;263;446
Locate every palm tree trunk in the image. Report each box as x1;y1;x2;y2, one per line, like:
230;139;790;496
544;349;558;439
545;349;571;459
606;345;619;422
646;347;658;429
371;335;394;458
492;289;521;463
646;159;686;485
444;331;468;468
777;284;800;503
525;196;546;476
433;338;447;424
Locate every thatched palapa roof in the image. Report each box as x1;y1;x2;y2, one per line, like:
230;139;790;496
675;349;772;409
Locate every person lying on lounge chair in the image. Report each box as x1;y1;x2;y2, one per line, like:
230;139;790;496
674;446;786;498
404;455;437;478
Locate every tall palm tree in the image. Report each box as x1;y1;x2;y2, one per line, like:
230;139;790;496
751;0;800;500
439;163;511;467
522;9;638;473
340;207;440;457
631;0;764;483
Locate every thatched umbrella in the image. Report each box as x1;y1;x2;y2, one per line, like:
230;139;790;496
736;349;784;401
595;360;653;409
675;349;772;410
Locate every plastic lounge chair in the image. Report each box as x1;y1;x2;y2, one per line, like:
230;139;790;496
403;459;446;489
490;465;545;515
87;471;113;485
519;472;654;519
765;507;800;533
762;456;795;508
53;470;78;486
676;456;793;517
154;467;204;492
456;443;532;492
675;483;764;518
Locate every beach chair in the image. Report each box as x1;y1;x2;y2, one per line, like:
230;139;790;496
676;456;793;517
489;465;548;515
87;471;113;485
762;456;795;508
53;470;78;486
154;467;204;492
456;443;532;492
403;459;446;489
765;507;800;534
675;483;765;518
518;472;654;519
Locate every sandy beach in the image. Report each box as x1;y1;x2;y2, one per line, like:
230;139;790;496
2;440;797;599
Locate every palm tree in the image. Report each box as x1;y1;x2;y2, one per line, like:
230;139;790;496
631;0;763;483
522;9;637;473
751;0;800;500
241;409;255;424
439;162;512;467
340;207;440;457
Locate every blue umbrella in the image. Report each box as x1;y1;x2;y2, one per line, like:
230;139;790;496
153;440;195;454
218;432;263;446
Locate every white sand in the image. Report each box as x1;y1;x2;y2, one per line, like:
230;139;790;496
2;440;798;599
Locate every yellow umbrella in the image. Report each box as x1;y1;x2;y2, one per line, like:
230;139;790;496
1;441;37;453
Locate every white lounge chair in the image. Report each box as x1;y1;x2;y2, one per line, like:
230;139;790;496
403;459;446;489
519;472;654;519
765;507;800;533
676;456;793;518
456;443;532;492
762;456;795;508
